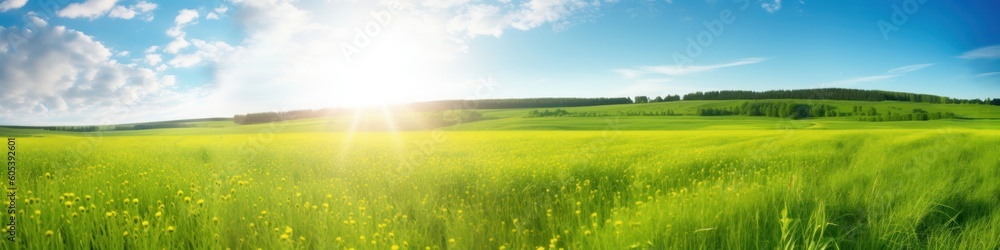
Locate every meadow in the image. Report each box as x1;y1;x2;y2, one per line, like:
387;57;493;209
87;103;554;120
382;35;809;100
4;100;1000;249
6;127;1000;249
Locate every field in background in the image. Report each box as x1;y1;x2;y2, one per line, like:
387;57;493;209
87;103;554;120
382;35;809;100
4;100;1000;249
4;100;1000;136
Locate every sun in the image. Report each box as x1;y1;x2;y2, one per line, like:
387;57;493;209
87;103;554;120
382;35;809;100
336;28;452;107
285;11;464;109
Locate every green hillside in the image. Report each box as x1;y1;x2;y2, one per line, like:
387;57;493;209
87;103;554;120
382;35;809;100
460;99;1000;130
477;100;1000;119
3;100;999;137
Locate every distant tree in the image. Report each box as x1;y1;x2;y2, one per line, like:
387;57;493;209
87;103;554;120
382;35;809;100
680;88;961;104
653;96;664;102
634;96;649;103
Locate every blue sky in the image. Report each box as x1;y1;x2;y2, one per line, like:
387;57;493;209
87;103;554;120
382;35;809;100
0;0;998;125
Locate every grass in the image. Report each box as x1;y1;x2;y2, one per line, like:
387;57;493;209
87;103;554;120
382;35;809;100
4;100;1000;249
6;128;1000;249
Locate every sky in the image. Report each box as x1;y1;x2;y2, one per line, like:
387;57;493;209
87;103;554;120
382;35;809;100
0;0;998;125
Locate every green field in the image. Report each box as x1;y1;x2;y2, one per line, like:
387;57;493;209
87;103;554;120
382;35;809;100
4;100;1000;249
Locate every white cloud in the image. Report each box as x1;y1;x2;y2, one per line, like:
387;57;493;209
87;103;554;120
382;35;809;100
761;0;782;13
448;4;506;37
161;75;177;86
434;0;615;38
145;53;162;66
215;5;229;14
613;58;766;95
58;0;119;19
207;5;229;20
168;54;202;68
0;0;27;12
116;50;129;57
108;5;136;19
230;0;311;38
108;1;157;21
164;36;190;54
614;57;769;77
135;1;157;12
189;39;240;63
976;72;999;78
0;13;173;124
166;39;240;68
827;63;932;86
423;0;471;9
508;0;595;31
58;0;156;20
175;9;200;26
887;63;933;74
161;9;200;54
166;26;184;37
958;45;1000;60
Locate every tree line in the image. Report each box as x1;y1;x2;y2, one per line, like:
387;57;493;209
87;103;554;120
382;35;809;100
682;88;999;105
234;109;349;125
408;97;634;111
633;95;681;103
527;109;678;117
42;126;100;132
697;102;838;119
113;123;192;130
617;110;678;116
854;108;955;122
230;89;997;125
34;123;195;131
526;109;611;117
235;98;634;124
695;101;957;121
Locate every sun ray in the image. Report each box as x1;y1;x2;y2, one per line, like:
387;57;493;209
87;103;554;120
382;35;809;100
338;107;366;161
379;105;405;150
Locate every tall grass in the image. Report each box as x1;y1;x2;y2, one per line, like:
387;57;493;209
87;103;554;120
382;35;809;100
5;129;999;249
